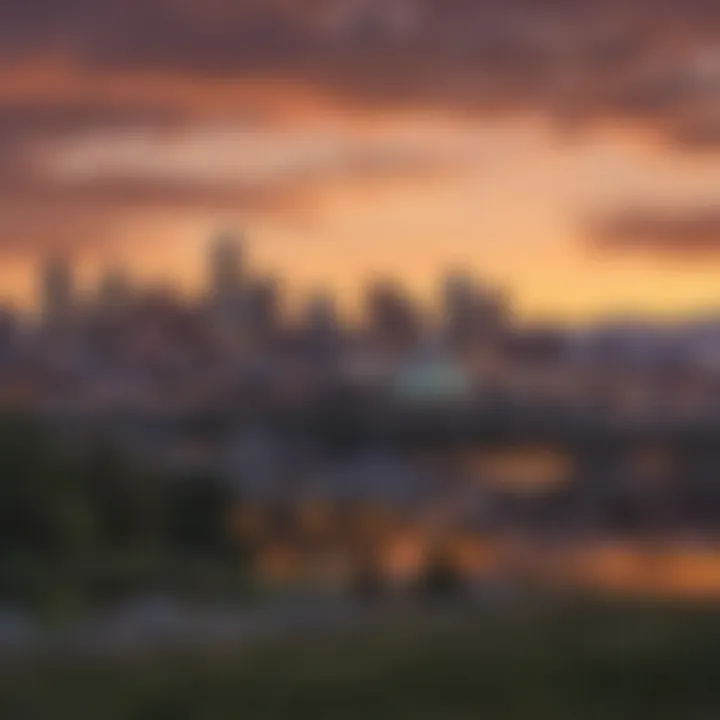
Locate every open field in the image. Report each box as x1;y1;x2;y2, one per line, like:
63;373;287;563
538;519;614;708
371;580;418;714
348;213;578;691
1;600;719;719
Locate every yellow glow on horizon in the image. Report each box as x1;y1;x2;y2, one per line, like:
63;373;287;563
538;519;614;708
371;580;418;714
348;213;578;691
4;60;720;321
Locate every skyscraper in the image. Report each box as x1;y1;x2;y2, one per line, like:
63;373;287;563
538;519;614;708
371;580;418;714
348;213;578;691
96;265;133;314
245;276;282;344
365;278;421;353
39;254;75;329
442;270;508;352
208;230;244;310
304;290;339;339
207;230;246;336
442;270;478;347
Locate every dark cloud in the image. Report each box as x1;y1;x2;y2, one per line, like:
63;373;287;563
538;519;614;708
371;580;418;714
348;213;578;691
0;175;313;258
0;200;122;260
0;112;466;257
0;175;299;214
0;0;719;147
0;103;186;138
589;206;720;257
1;0;720;261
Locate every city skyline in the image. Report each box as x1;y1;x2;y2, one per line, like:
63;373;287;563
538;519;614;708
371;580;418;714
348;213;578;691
1;2;720;322
14;227;720;331
4;5;720;709
30;231;512;331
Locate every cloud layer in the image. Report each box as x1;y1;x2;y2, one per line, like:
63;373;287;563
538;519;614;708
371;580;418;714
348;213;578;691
591;207;720;257
2;0;720;270
1;0;720;146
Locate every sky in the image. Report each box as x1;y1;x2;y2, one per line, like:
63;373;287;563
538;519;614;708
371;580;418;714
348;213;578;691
2;0;720;320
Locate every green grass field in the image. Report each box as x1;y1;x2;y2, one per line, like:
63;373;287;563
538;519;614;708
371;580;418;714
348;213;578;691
2;600;720;719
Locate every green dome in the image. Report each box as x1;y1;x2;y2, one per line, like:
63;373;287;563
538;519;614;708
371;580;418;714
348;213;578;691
393;356;473;402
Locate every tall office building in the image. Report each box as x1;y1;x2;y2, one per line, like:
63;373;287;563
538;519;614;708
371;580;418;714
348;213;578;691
442;271;478;345
442;270;508;351
208;231;244;308
365;278;421;353
304;290;339;335
207;231;246;337
245;276;281;343
39;254;75;329
96;265;133;314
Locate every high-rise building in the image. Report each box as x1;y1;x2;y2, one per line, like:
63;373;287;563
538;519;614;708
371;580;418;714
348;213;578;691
208;230;244;309
365;278;421;353
96;265;133;314
206;231;247;340
245;276;282;344
442;271;478;345
304;290;339;336
39;254;75;329
442;270;508;351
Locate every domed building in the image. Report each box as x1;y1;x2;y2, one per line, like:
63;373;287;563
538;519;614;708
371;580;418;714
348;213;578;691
392;345;474;404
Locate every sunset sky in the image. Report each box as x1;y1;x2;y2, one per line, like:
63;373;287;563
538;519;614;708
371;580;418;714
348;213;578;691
2;0;720;321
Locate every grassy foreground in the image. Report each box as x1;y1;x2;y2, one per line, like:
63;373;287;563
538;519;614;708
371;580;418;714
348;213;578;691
1;601;720;719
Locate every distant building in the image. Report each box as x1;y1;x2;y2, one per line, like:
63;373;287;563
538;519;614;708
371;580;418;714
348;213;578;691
442;270;508;353
304;291;339;341
365;279;421;354
207;230;246;333
208;231;243;299
245;276;282;345
96;265;133;314
392;343;474;404
39;254;75;329
0;304;18;348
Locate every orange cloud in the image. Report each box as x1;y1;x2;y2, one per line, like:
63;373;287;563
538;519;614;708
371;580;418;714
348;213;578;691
590;206;720;257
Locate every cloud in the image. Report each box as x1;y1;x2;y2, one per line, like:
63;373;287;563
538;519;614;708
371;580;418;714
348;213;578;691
2;0;720;265
1;0;720;148
0;117;479;215
0;116;480;258
0;199;122;260
589;206;720;257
